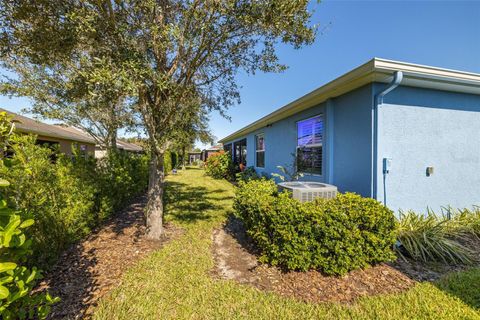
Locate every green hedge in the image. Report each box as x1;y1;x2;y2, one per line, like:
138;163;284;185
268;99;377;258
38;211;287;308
205;151;233;180
1;133;149;268
233;179;397;276
164;150;172;174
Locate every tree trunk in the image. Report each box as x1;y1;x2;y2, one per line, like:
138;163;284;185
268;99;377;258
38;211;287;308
146;151;164;239
106;129;117;155
106;105;118;155
182;146;186;170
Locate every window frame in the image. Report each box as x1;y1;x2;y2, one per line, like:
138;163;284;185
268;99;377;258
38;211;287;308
255;133;265;168
233;138;247;166
296;114;323;176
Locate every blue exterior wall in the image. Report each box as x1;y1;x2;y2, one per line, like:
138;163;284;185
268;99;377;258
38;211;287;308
331;84;373;196
225;103;327;182
375;84;480;213
223;85;374;197
224;82;480;214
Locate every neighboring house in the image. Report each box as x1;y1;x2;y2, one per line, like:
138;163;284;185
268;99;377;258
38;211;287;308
200;144;222;162
188;151;201;164
44;124;143;158
219;58;480;213
2;109;143;158
3;109;96;156
93;139;144;158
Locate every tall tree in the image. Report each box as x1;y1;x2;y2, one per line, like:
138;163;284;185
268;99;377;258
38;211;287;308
0;0;317;239
0;42;138;153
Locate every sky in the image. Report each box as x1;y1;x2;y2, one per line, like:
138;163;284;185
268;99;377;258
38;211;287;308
1;0;479;148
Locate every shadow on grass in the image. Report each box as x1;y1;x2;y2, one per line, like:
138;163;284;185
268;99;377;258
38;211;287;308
434;268;480;310
390;250;480;310
164;181;232;223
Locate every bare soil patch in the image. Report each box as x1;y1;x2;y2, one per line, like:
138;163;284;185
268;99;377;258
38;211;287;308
212;216;476;304
37;195;182;319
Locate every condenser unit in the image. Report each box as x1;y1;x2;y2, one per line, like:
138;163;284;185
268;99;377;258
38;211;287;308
278;181;338;203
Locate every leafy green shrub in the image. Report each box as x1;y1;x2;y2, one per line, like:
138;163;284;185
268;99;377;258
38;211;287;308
396;211;475;264
0;114;59;319
235;166;260;182
0;116;149;267
164;150;172;174
0;182;60;319
170;152;178;169
205;151;233;180
234;179;397;275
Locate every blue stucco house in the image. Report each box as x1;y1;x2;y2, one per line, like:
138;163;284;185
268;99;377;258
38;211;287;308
219;58;480;213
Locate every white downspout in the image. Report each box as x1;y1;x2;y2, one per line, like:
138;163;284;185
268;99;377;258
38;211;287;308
372;71;403;202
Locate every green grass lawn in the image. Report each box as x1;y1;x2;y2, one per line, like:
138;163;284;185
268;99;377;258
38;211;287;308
94;168;480;319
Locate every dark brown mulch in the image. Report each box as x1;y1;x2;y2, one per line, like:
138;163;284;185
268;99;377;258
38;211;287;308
36;195;182;320
211;216;476;304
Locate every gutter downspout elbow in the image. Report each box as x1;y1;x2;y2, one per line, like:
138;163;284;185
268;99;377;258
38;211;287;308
377;71;403;105
372;71;403;203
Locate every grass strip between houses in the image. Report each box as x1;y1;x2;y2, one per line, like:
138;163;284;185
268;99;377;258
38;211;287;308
93;168;480;320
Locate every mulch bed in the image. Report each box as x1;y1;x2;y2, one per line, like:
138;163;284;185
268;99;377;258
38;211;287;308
36;195;182;319
211;216;477;304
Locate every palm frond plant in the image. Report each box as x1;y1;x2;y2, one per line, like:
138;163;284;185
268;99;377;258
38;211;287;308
396;211;475;264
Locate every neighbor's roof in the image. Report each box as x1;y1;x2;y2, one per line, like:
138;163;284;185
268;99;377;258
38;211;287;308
219;58;480;143
57;125;143;152
203;144;222;151
2;109;96;144
116;140;143;152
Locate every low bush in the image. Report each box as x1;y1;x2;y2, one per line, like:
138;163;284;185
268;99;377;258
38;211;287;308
396;210;477;264
164;150;173;174
0;114;59;318
0;178;59;319
0;114;149;267
205;151;233;180
234;179;397;276
235;166;260;182
196;160;204;168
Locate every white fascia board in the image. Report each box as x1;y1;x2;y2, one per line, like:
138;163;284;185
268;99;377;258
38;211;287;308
219;58;480;143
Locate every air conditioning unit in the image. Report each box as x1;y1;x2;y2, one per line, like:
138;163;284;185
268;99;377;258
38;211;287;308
278;181;338;203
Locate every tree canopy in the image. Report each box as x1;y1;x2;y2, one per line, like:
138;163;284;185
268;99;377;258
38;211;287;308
0;0;317;238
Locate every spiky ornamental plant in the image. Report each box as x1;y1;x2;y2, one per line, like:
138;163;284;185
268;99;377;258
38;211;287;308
0;0;318;239
396;211;475;264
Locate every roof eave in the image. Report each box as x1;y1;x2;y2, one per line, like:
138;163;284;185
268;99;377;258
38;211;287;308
219;58;480;143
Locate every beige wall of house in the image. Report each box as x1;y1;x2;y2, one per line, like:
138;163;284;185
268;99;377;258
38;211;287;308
36;135;96;156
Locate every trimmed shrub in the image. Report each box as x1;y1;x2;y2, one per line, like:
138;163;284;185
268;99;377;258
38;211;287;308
0;179;59;319
171;151;178;169
164;150;172;174
235;166;260;182
205;151;233;180
0;113;59;318
0;127;149;267
234;179;397;276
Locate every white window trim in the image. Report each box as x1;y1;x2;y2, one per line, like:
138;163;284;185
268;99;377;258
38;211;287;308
296;115;323;176
255;133;265;168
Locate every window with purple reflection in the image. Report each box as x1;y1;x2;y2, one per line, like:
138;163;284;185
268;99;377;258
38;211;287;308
297;116;323;146
296;115;323;175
